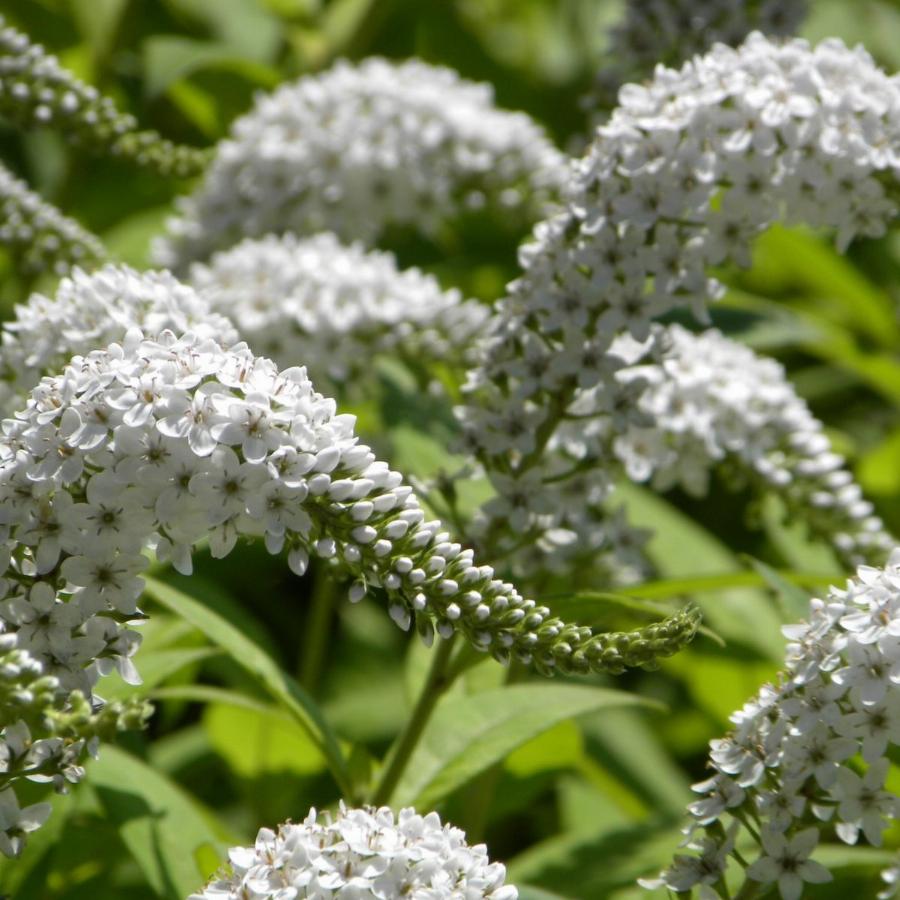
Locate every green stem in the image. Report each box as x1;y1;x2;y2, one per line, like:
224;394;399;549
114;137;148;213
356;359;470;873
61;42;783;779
458;660;525;840
298;566;336;693
733;877;767;900
369;634;458;806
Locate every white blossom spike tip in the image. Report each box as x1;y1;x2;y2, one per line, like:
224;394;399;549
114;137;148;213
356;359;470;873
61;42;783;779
0;273;699;849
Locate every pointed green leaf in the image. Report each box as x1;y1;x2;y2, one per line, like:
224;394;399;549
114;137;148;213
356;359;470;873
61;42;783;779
744;556;812;622
89;745;230;897
143;575;353;799
391;684;658;809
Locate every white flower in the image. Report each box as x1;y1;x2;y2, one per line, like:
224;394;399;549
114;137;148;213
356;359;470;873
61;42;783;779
188;805;518;900
0;264;237;417
831;759;897;846
0;787;51;858
60;551;147;615
190;233;491;392
460;33;897;578
649;552;900;893
745;828;831;900
154;58;565;270
835;694;900;763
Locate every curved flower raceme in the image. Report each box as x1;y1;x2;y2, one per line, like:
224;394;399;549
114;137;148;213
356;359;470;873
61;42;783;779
189;232;490;391
0;264;238;417
461;33;899;570
0;15;208;177
0;160;105;274
470;322;891;578
153;57;567;271
189;804;517;900
590;0;807;112
0;326;699;847
613;325;892;562
643;551;900;899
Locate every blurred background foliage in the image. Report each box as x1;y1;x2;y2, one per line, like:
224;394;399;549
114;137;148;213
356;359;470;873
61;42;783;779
4;0;900;898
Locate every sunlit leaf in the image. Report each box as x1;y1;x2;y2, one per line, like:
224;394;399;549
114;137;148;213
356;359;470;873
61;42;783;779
391;683;659;808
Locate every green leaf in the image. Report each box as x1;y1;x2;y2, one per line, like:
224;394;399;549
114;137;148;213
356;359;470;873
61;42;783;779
143;575;354;799
750;226;898;347
102;204;174;268
142;36;279;98
162;0;282;62
150;683;280;713
99;646;221;699
391;683;658;808
89;745;230;897
613;483;785;659
68;0;129;58
758;493;843;575
743;556;812;622
621;570;835;599
579;709;691;817
859;425;900;496
388;423;467;481
507;818;684;898
203;702;326;778
506;720;584;778
516;887;575;900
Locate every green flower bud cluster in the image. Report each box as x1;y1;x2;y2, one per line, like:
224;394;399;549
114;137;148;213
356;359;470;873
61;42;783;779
0;159;105;273
296;444;701;676
0;15;208;178
0;639;150;812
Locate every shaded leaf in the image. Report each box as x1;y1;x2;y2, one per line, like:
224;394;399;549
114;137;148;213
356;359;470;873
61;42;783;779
89;745;229;897
143;576;354;798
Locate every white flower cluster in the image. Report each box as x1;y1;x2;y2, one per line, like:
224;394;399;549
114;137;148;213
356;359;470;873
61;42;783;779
189;804;517;900
189;233;489;391
644;551;900;899
612;325;892;564
153;57;567;271
0;160;105;274
461;33;900;569
5;327;696;675
0;317;699;846
590;0;807;111
0;264;238;417
0;15;208;177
